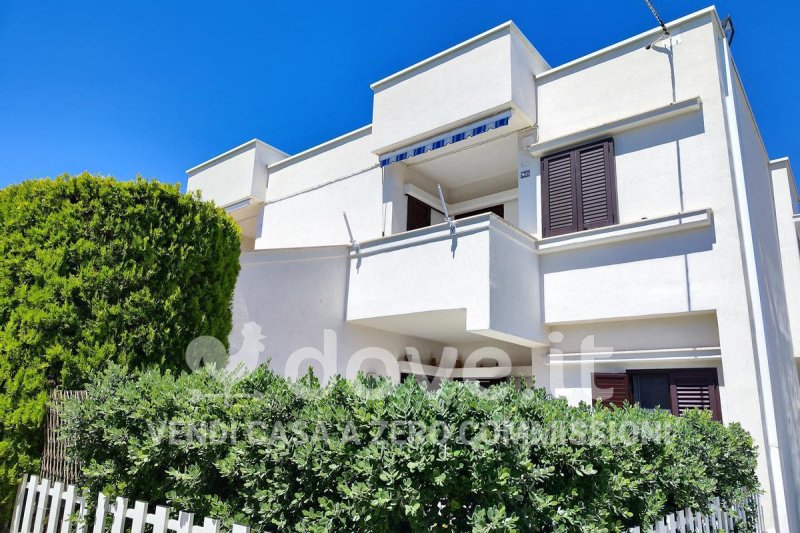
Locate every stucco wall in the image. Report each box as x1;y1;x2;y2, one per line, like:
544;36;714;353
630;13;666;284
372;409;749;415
770;160;800;355
536;16;738;325
229;246;448;381
729;57;800;532
371;26;545;152
257;128;384;249
188;140;285;207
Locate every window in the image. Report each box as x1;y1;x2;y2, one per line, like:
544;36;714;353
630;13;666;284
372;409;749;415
406;195;432;231
592;368;722;421
542;138;618;237
454;204;504;220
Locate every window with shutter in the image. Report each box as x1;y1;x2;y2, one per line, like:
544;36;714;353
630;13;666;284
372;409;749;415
594;368;722;421
669;369;722;421
592;373;631;408
542;139;617;237
542;152;577;236
406;195;432;231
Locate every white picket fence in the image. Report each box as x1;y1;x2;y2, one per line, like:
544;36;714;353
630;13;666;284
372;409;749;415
8;475;250;533
10;473;763;533
629;495;764;533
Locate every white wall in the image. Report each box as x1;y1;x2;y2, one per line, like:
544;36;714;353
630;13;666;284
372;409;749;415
347;215;547;346
371;24;546;152
770;159;800;356
187;140;286;207
229;246;447;381
257;128;384;249
728;55;800;532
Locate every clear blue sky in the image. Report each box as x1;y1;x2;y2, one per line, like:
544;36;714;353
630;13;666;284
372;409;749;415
0;1;797;192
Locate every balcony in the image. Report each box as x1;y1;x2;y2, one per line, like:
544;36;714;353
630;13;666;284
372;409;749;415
346;213;547;347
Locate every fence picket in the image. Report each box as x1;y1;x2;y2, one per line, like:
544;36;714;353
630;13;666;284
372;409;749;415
32;478;51;533
74;494;88;533
92;492;108;533
175;511;194;533
59;485;76;533
109;497;128;533
684;508;695;532
21;475;40;533
675;508;686;533
10;475;29;533
151;506;169;533
46;482;65;533
129;501;148;533
199;517;220;533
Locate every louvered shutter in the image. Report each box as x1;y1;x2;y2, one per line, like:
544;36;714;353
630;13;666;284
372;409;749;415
577;140;617;230
669;369;722;421
592;373;631;408
406;195;431;231
542;139;617;237
542;152;577;236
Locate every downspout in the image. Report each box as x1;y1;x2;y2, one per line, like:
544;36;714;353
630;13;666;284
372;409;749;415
719;30;790;533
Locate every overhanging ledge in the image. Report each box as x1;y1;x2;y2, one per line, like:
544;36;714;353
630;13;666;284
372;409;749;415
536;208;713;254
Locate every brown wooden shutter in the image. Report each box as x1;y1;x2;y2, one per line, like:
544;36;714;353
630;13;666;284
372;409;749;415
669;369;722;421
542;151;577;237
592;373;631;408
542;138;617;237
577;139;617;230
406;195;431;231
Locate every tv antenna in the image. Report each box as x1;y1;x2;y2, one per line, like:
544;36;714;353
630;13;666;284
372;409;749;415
643;0;670;49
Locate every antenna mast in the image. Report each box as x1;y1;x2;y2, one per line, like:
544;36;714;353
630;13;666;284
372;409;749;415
643;0;670;49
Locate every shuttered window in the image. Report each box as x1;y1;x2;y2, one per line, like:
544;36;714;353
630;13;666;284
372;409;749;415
542;139;617;237
406;195;432;231
454;204;505;219
592;373;631;408
592;369;722;421
670;369;722;421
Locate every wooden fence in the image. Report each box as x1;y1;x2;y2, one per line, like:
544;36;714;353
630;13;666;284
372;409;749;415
628;495;764;533
40;391;87;485
8;475;250;533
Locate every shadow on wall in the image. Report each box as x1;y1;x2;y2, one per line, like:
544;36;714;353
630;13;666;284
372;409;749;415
614;109;705;157
541;224;716;273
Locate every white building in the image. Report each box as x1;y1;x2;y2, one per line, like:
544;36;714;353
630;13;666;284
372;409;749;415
187;7;800;532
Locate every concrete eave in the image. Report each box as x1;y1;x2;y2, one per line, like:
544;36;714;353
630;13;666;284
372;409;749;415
267;125;373;171
370;20;549;91
186;139;289;176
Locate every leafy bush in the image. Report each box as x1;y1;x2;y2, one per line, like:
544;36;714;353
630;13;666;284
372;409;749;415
0;174;241;519
61;364;760;532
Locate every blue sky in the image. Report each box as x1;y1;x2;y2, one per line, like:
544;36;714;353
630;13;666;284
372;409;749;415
0;1;797;192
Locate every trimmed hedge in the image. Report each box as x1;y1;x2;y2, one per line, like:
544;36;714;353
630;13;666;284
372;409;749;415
0;174;241;520
61;364;760;532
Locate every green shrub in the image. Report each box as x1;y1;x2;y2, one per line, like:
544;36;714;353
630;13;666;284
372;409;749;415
61;364;760;532
0;174;241;519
